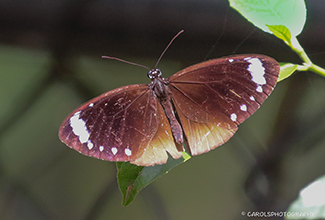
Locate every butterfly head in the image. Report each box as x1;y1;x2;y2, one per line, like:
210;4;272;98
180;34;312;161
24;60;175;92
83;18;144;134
147;68;162;80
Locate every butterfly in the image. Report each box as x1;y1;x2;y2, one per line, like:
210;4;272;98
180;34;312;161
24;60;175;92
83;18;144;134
59;51;279;166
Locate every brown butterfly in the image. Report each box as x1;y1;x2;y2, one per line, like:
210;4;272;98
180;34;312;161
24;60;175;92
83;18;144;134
59;33;279;166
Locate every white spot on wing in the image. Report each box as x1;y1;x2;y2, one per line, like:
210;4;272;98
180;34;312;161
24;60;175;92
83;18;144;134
99;146;104;152
229;59;234;63
230;113;237;122
250;96;255;101
125;148;132;156
246;58;266;85
69;111;90;144
87;141;94;150
256;85;263;93
111;147;118;155
240;104;247;111
88;103;94;107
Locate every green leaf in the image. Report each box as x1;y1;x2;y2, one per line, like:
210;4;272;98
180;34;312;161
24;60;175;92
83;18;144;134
286;175;325;219
117;152;191;206
116;162;144;206
267;25;292;46
229;0;307;37
278;62;298;82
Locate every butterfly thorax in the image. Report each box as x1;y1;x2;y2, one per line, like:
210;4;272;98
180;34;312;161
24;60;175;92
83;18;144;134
148;68;170;100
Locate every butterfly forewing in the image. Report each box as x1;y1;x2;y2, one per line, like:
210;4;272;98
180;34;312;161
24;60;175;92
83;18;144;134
169;54;279;124
59;84;159;162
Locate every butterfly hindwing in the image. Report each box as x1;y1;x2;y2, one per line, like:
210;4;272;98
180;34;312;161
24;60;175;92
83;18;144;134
131;101;184;166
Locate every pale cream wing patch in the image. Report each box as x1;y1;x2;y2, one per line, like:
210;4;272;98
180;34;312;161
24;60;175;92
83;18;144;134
175;104;238;156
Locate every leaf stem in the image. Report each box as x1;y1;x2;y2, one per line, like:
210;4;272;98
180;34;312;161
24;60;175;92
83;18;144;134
291;37;311;65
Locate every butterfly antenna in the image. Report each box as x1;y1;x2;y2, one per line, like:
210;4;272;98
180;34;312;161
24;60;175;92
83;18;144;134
154;30;184;68
101;56;150;70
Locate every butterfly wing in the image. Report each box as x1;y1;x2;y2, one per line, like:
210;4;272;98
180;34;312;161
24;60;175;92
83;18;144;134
168;54;279;155
59;54;279;165
59;84;183;166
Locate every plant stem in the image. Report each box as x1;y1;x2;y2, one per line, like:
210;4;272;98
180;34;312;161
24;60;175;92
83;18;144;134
291;37;325;77
309;64;325;77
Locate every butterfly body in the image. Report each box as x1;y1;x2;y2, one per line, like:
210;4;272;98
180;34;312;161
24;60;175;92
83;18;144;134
148;68;184;144
59;54;279;166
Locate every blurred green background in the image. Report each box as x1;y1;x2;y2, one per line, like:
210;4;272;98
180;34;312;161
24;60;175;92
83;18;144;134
1;0;325;219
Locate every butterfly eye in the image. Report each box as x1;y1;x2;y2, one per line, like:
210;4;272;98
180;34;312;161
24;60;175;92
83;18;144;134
147;68;162;79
